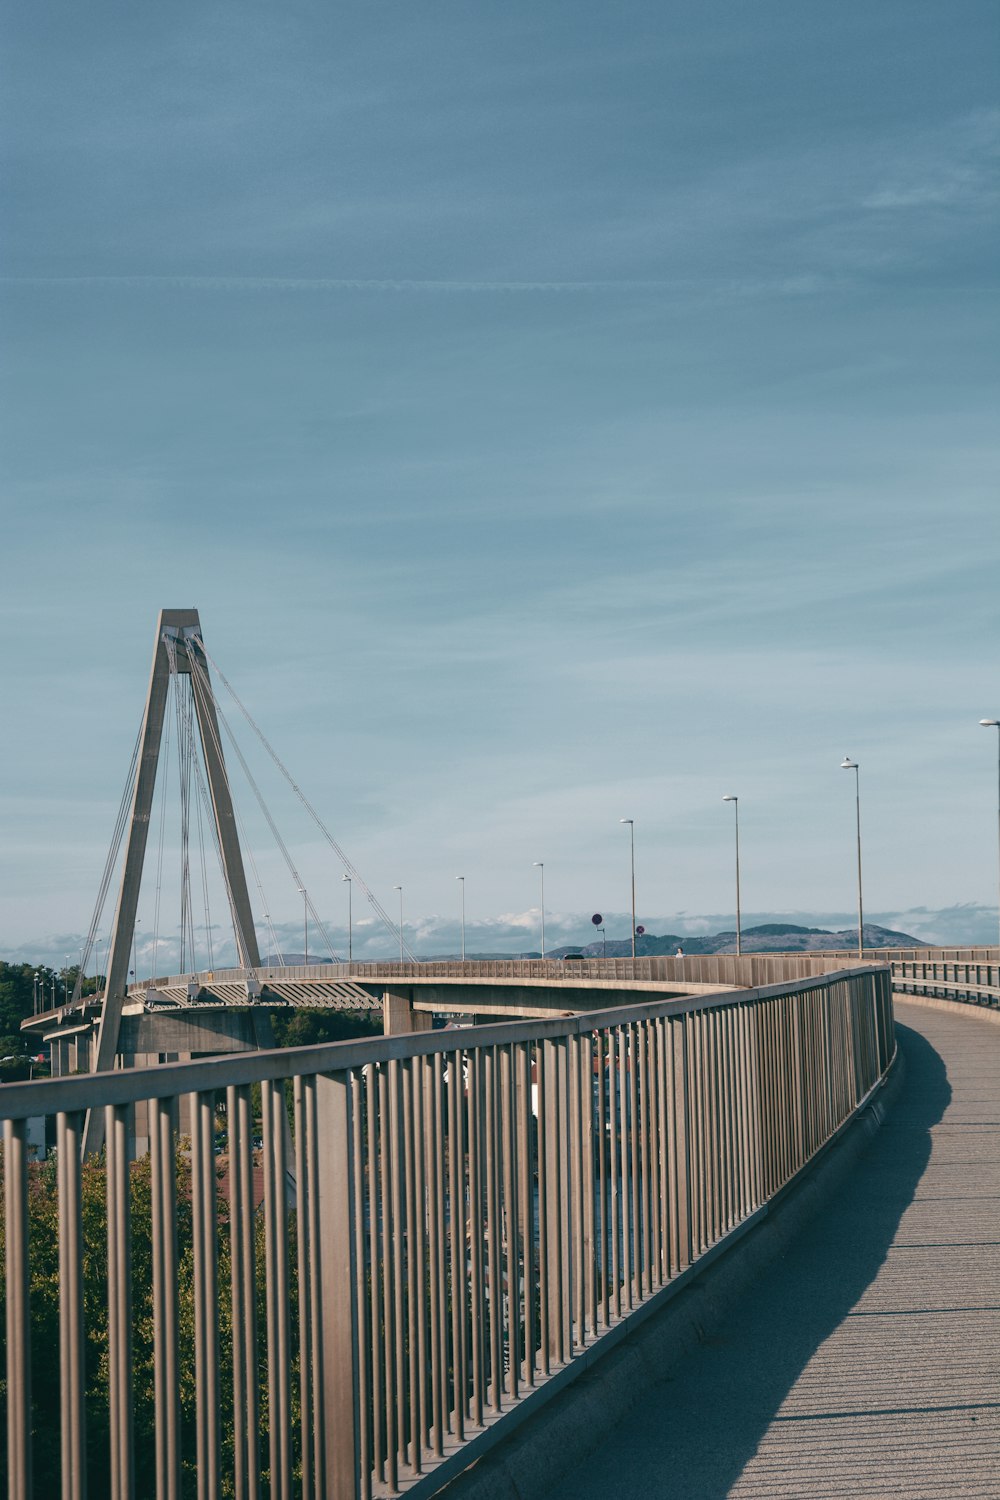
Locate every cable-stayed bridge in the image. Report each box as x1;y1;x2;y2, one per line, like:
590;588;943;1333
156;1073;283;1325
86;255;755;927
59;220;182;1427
6;609;1000;1499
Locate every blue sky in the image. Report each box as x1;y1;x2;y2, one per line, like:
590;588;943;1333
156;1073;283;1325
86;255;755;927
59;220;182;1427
2;2;999;966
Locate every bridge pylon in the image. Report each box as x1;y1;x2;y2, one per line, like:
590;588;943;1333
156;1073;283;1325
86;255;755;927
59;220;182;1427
83;608;270;1154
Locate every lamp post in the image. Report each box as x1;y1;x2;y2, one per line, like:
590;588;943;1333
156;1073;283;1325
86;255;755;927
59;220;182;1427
393;886;404;963
599;926;606;957
342;874;353;963
620;819;636;960
456;876;466;961
722;796;742;957
532;863;545;959
979;719;1000;953
263;915;271;966
841;758;864;958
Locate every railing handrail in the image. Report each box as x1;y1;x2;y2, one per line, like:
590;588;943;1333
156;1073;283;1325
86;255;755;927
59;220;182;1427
1;966;886;1122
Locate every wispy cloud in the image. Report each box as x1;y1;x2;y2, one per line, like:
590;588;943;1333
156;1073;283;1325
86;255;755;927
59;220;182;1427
0;273;841;300
861;108;1000;214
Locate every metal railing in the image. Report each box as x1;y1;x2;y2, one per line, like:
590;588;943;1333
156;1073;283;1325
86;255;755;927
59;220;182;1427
891;957;1000;1009
160;954;887;986
1;967;894;1499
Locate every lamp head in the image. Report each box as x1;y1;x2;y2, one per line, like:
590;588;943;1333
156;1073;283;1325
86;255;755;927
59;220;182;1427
533;861;543;869
980;719;1000;727
722;795;737;803
841;757;858;770
619;818;633;825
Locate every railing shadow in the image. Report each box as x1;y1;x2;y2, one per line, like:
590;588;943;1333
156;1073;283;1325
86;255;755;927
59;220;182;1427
553;1021;950;1499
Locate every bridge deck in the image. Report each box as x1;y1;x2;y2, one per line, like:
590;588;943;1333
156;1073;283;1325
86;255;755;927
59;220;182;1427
549;1000;1000;1499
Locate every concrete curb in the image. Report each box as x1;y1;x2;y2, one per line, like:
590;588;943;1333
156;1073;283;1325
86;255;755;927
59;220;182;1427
439;1054;906;1500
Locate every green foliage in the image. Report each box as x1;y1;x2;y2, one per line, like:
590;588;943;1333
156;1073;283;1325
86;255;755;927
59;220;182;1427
0;1144;302;1498
0;960;93;1041
0;962;42;1035
270;1007;381;1049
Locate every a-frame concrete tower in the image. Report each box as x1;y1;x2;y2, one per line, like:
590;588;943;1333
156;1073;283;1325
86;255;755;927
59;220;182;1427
84;609;264;1150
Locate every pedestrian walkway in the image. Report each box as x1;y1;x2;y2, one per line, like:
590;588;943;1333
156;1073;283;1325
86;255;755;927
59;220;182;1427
549;1001;1000;1499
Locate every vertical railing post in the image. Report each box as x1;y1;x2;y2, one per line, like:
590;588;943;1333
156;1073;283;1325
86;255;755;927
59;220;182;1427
150;1097;181;1500
57;1111;87;1500
316;1070;361;1500
542;1037;567;1364
106;1103;135;1500
261;1080;292;1500
191;1090;220;1500
672;1015;692;1272
4;1118;32;1500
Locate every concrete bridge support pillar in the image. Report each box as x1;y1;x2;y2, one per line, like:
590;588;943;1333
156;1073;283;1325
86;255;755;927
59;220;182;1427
383;988;433;1037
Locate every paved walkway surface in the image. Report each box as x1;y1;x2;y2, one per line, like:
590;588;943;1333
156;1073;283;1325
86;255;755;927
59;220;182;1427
549;1002;1000;1499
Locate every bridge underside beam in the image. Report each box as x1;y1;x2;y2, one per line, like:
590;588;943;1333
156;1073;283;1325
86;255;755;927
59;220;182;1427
119;1010;260;1056
401;982;690;1020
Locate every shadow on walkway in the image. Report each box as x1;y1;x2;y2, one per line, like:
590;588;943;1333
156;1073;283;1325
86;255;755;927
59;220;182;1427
552;1022;951;1499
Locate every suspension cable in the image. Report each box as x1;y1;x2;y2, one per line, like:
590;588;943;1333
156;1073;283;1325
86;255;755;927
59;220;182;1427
189;723;287;970
171;652;196;972
183;645;279;968
190;718;285;967
185;654;341;960
72;718;143;1003
192;743;215;970
149;677;174;985
184;661;255;968
198;637;416;960
187;649;342;962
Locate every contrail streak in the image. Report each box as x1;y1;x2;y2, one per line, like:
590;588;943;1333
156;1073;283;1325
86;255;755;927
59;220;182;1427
1;273;676;294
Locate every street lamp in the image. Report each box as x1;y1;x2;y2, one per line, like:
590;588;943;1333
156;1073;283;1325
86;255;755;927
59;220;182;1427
532;863;545;959
393;886;404;962
456;876;466;962
620;819;636;960
722;796;742;957
979;720;1000;953
342;874;353;963
840;758;864;959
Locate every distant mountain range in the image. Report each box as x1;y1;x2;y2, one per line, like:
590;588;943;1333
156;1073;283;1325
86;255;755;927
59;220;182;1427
538;922;925;959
